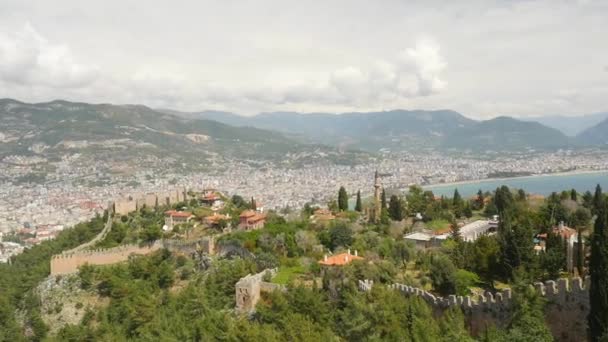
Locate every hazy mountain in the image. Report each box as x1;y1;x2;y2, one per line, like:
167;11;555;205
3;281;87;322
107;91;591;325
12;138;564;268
0;99;363;167
524;112;608;136
577;117;608;145
182;109;573;152
443;116;571;151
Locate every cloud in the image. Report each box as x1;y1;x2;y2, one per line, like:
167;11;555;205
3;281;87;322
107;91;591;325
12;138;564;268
269;37;447;107
399;38;447;96
0;23;99;88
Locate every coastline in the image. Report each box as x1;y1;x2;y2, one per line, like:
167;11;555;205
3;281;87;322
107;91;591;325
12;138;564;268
422;169;608;190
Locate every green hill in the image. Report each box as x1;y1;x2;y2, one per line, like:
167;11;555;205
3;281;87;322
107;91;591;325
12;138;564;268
0;99;365;167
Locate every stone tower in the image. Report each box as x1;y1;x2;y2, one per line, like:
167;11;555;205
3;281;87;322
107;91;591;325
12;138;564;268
373;170;382;222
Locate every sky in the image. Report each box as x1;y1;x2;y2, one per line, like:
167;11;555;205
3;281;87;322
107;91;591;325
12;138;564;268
0;0;607;118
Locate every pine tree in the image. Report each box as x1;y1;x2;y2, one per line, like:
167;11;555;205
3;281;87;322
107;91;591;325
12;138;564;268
388;195;403;221
355;190;362;212
463;203;473;218
338;186;348;211
517;189;526;201
589;185;608;340
453;189;462;207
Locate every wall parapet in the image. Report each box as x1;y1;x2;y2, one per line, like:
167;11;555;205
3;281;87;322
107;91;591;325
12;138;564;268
50;237;216;275
362;276;591;341
378;277;589;311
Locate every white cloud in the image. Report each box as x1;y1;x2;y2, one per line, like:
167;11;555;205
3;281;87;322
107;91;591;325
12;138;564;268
0;1;606;117
0;23;98;89
399;38;447;96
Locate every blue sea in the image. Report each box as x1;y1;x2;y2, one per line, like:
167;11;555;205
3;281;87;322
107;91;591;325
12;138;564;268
423;171;608;197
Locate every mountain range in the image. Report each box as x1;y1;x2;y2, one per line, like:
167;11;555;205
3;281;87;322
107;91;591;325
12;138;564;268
523;112;608;136
175;109;584;152
2;98;606;166
0;99;365;169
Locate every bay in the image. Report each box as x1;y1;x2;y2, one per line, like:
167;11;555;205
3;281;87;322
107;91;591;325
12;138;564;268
423;171;608;198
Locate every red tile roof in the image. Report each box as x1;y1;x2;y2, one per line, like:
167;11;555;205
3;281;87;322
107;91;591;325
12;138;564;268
318;252;363;266
165;210;193;218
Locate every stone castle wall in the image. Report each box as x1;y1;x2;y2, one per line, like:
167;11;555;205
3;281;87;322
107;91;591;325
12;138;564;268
114;188;187;216
51;242;162;275
235;268;283;312
361;277;590;341
50;237;215;275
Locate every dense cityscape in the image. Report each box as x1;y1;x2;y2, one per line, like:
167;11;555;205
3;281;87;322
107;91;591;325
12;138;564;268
2;149;608;261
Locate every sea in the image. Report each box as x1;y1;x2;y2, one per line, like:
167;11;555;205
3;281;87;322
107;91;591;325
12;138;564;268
423;171;608;198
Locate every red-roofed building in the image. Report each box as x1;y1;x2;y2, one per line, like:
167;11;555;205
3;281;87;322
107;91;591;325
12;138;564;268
200;192;221;205
164;210;193;230
204;213;231;228
238;210;266;230
535;221;579;273
319;249;363;266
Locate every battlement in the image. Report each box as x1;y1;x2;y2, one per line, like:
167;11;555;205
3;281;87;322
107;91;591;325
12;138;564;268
50;237;215;275
114;188;188;216
363;277;591;341
50;242;162;275
381;276;589;311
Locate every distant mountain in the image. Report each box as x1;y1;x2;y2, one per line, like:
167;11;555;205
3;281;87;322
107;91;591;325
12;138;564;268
0;99;363;169
577;117;608;146
179;109;573;152
524;112;608;136
443;116;571;151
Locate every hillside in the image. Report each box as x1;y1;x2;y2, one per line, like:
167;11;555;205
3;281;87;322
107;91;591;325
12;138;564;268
577;117;608;146
442;116;572;151
0;99;365;169
524;112;608;136
182;109;572;152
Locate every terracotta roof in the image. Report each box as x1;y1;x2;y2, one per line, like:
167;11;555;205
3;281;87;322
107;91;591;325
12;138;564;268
204;213;229;224
553;224;577;239
165;210;192;218
318;252;363;266
202;193;220;200
240;210;257;218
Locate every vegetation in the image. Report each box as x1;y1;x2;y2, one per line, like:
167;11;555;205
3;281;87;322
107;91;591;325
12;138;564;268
589;185;608;340
1;182;604;341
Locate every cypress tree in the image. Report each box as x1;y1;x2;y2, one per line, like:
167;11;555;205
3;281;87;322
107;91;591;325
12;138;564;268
476;189;485;210
577;226;585;277
589;185;608;340
354;190;362;212
381;189;387;209
338;186;348;211
593;184;604;215
570;188;578;202
251;197;257;211
388;195;403;221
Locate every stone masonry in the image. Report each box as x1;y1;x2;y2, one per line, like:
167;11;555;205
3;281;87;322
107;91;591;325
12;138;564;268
359;277;590;341
235;268;284;312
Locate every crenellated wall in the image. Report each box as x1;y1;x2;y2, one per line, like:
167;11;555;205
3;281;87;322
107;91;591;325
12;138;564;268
360;277;590;341
114;188;188;216
50;242;162;275
50;237;216;275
